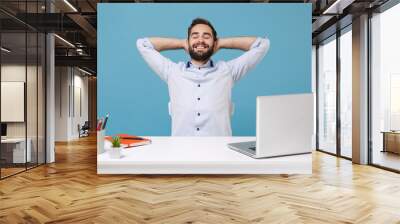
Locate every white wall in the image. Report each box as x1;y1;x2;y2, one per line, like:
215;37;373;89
55;67;89;141
55;67;69;141
71;72;89;138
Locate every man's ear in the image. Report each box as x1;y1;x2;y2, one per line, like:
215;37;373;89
213;39;219;53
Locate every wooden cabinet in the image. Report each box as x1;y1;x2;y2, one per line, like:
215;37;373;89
382;132;400;154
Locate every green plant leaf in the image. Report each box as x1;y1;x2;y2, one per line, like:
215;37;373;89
111;136;121;148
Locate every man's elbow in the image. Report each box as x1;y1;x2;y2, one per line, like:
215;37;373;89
136;38;145;50
260;37;270;54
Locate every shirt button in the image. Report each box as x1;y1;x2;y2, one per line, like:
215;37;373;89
197;113;200;116
197;128;200;131
198;84;200;87
197;98;200;101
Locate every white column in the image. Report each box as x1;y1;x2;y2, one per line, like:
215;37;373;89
312;45;317;150
352;14;369;164
46;33;55;163
45;1;55;163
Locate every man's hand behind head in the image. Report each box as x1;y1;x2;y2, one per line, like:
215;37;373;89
183;39;189;54
213;38;219;55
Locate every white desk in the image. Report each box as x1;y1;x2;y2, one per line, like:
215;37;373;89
97;137;311;174
1;138;31;163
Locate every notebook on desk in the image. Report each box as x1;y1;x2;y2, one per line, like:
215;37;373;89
228;93;314;159
105;134;151;148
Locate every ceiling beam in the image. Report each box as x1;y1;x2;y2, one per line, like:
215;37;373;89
323;0;356;14
55;55;96;71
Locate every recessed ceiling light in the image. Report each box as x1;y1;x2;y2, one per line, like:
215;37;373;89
78;67;93;76
54;34;75;48
1;47;11;53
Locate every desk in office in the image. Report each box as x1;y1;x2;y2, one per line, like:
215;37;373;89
97;137;311;174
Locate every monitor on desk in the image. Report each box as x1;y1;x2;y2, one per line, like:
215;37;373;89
1;123;7;139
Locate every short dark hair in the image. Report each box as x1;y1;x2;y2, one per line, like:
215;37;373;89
187;18;217;41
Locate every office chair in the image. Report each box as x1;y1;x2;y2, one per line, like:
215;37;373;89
78;121;90;138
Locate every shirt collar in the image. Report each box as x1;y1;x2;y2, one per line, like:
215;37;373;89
186;60;214;69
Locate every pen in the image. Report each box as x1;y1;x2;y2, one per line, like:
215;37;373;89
97;118;103;131
102;113;110;130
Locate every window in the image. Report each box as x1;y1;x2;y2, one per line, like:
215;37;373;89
371;2;400;171
317;35;337;154
339;27;352;158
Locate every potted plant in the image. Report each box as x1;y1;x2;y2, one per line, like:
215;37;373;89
109;136;122;159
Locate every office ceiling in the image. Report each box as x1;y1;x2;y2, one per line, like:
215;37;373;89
0;0;390;75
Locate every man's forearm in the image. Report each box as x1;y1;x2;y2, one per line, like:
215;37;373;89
217;37;257;51
148;37;185;52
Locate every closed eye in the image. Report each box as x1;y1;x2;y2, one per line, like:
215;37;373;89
203;34;211;39
191;33;199;39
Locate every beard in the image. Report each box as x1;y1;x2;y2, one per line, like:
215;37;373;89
189;42;214;62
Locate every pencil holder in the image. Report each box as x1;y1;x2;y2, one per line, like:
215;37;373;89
97;130;106;154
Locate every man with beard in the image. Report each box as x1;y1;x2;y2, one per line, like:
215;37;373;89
137;18;270;136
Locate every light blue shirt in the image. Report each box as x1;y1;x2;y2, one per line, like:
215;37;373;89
137;37;270;136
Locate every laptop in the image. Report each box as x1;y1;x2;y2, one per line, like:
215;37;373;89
228;93;314;159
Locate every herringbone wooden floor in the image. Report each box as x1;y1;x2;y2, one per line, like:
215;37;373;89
1;135;400;224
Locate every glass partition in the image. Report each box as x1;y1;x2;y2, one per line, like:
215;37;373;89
0;1;46;179
1;30;28;177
